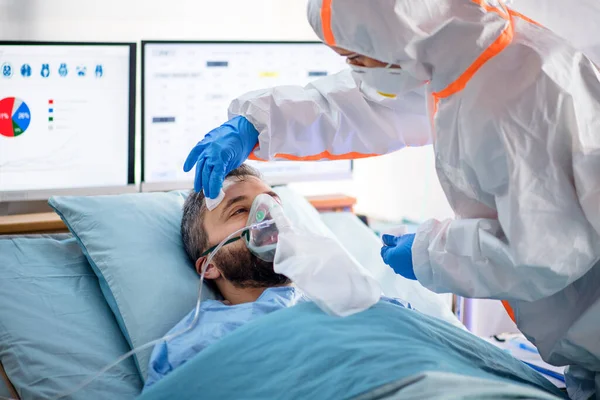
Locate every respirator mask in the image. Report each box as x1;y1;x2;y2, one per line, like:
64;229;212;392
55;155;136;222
243;193;282;262
350;63;426;96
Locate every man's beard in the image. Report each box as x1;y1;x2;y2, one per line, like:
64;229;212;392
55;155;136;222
212;243;291;289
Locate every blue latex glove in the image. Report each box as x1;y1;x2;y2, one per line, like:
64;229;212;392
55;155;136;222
380;233;417;280
183;116;260;197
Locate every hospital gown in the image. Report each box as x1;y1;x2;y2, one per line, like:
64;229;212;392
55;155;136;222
144;286;308;389
144;286;414;389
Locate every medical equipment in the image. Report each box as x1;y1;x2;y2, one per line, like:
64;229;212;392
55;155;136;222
204;190;225;211
50;212;277;399
0;41;137;205
349;64;426;95
204;179;235;211
244;193;281;262
142;41;352;193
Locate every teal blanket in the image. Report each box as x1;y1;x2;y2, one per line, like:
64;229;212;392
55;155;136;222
138;301;564;399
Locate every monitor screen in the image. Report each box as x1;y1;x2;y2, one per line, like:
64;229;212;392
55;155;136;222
142;41;352;191
0;42;136;202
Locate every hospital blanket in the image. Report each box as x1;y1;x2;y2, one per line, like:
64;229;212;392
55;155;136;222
137;301;565;400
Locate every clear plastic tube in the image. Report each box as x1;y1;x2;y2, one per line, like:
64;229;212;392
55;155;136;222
50;219;276;400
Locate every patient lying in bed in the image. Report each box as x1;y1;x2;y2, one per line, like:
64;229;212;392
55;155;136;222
143;164;565;399
145;165;295;388
145;164;411;389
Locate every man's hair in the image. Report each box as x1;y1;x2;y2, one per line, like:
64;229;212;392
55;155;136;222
181;164;263;264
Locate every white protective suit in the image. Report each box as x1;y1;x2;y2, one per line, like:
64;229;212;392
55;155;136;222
227;0;600;398
509;0;600;67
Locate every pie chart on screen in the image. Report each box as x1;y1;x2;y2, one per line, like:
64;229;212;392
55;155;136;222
0;97;31;138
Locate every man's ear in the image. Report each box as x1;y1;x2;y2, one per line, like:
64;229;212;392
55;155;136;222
195;256;222;280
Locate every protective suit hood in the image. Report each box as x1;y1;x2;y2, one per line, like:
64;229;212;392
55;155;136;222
307;0;513;92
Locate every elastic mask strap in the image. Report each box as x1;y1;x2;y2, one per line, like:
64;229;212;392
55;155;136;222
200;230;250;258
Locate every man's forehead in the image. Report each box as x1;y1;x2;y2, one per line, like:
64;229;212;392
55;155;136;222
221;176;270;198
205;177;272;215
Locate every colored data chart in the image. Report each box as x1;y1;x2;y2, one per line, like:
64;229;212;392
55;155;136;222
0;97;31;138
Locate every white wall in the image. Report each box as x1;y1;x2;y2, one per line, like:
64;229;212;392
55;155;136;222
0;0;453;223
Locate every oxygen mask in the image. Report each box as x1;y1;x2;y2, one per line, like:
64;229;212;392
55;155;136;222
243;193;282;261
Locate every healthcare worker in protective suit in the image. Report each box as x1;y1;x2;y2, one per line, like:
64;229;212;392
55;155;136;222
183;0;600;398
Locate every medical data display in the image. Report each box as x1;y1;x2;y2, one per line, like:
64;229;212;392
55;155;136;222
0;42;135;201
142;41;351;189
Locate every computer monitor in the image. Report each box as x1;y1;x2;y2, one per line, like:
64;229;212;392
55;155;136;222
0;41;136;203
141;41;352;192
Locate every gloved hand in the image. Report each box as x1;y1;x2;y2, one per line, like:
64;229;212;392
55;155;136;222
380;233;417;280
183;116;260;197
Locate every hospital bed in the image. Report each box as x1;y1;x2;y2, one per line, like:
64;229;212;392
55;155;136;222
0;187;561;400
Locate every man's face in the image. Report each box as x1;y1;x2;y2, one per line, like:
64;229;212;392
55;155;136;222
201;177;290;288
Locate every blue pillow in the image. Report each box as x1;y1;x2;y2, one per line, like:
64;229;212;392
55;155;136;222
49;192;218;381
0;235;142;400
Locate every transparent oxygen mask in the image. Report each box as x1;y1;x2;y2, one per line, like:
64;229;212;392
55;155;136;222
244;193;282;262
46;193;283;400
